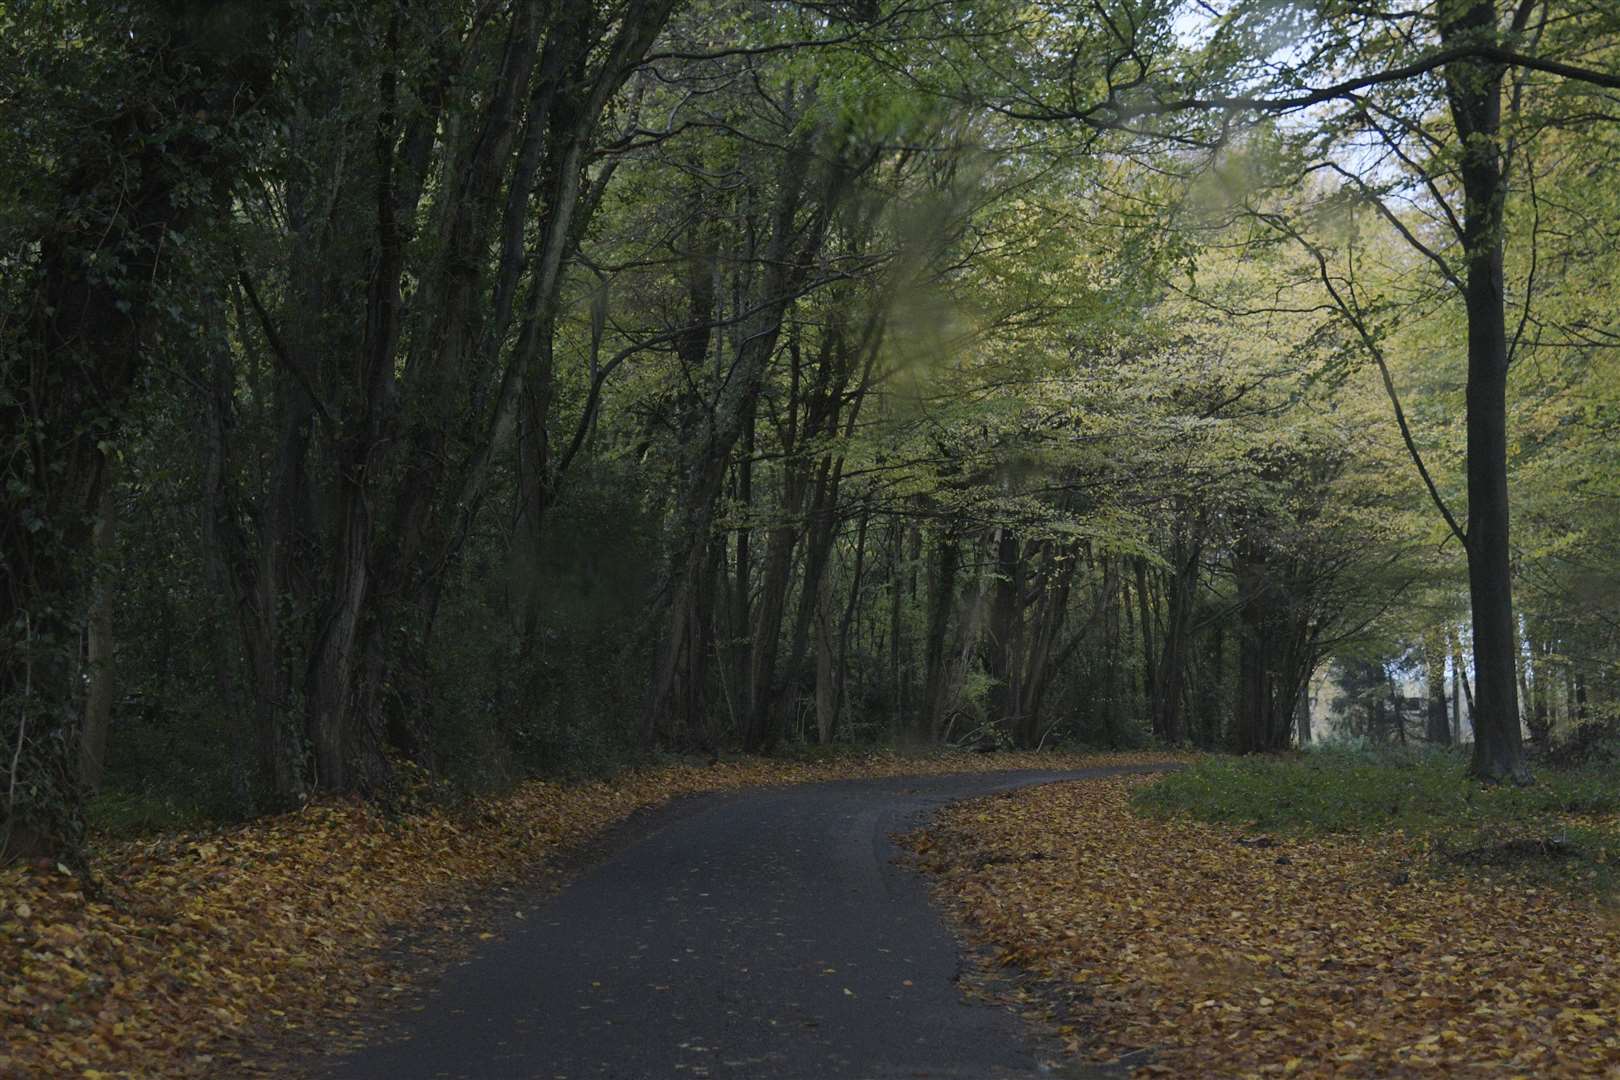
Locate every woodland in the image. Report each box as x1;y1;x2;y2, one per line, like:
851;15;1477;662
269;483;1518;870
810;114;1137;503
5;2;1620;1076
2;0;1620;859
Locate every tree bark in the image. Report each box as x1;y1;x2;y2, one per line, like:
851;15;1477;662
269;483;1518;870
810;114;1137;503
1233;539;1269;754
1440;0;1529;783
1424;632;1452;745
986;527;1026;742
79;473;118;794
918;530;960;742
814;579;838;743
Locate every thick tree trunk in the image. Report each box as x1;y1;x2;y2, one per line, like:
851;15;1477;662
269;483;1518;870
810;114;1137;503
1233;542;1268;754
1441;0;1529;783
305;468;372;793
1152;528;1201;744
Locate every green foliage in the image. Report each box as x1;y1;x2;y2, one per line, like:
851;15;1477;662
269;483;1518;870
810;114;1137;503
82;788;210;840
1136;744;1620;832
1134;746;1620;893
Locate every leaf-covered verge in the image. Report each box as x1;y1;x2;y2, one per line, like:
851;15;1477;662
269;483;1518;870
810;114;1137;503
908;774;1620;1078
1;750;1184;1079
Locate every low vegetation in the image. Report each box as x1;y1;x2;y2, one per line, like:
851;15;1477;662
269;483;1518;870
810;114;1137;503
1134;743;1620;895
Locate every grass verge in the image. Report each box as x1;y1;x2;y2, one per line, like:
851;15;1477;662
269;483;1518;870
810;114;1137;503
1132;744;1620;895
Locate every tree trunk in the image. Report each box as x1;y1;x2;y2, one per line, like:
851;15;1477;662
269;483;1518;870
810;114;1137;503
1101;563;1123;743
889;524;907;733
815;579;837;743
644;115;834;743
1233;541;1268;755
1133;558;1156;714
1458;647;1470;748
1;5;283;858
747;517;800;751
1152;527;1201;744
1424;632;1451;745
1441;0;1529;783
830;510;869;737
1297;654;1312;746
1017;543;1082;747
79;474;118;794
730;401;756;728
1449;625;1476;743
1391;668;1408;745
918;530;960;742
986;527;1025;741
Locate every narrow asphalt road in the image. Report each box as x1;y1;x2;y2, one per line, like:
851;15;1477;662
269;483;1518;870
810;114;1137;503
330;766;1159;1080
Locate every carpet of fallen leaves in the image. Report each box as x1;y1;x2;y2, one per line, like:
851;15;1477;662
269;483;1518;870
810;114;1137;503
907;775;1620;1078
1;749;1181;1078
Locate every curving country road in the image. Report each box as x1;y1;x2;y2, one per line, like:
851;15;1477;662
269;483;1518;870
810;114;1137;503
329;766;1160;1080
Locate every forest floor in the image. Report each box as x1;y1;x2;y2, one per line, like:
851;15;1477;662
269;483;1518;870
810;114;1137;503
907;759;1620;1078
0;748;1184;1078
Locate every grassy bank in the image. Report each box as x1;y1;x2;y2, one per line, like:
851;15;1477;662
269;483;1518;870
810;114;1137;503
1133;744;1620;895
